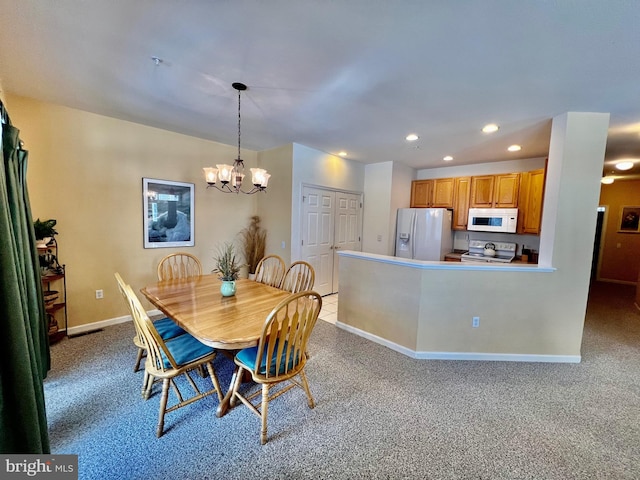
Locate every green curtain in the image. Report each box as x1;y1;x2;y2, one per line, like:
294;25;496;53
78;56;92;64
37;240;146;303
0;101;51;453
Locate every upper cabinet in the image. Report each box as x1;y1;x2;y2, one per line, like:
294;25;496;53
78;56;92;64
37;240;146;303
493;173;520;208
411;178;455;208
431;178;455;208
517;168;546;235
470;173;520;208
452;177;471;230
410;180;433;208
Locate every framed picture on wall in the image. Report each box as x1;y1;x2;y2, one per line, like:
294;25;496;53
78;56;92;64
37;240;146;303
143;178;195;248
618;205;640;233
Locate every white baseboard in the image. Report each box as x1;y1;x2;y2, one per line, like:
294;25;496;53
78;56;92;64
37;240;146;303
66;309;164;337
335;321;581;364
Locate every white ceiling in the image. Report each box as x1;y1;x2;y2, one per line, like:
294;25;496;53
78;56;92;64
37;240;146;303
1;0;639;180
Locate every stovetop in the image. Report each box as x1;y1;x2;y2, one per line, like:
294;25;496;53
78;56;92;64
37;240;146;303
460;240;517;263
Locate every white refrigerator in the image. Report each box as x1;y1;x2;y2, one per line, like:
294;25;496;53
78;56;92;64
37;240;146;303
395;208;453;261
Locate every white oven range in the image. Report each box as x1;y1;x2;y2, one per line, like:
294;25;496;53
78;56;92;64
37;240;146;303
460;240;517;263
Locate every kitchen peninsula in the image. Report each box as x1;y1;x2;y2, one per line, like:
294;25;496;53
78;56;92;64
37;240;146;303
336;250;566;362
337;112;610;364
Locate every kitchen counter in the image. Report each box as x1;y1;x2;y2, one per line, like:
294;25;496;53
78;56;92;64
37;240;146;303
343;250;550;271
444;251;464;261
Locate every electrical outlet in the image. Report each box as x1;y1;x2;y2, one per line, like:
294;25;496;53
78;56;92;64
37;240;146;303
281;241;286;249
472;316;480;328
95;289;104;299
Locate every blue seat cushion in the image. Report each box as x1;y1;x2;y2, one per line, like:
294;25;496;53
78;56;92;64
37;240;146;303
153;317;186;340
162;333;214;369
236;341;300;376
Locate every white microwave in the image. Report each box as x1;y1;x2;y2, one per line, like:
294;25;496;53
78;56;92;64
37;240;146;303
467;208;518;233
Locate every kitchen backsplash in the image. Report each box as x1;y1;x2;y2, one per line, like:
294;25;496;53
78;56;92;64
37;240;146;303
453;231;540;255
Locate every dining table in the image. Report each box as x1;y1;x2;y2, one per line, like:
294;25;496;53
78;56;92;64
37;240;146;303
140;274;291;417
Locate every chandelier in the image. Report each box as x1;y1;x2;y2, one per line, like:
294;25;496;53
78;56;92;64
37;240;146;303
203;82;270;194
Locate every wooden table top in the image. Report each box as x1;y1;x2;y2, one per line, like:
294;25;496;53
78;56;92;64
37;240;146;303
141;275;290;350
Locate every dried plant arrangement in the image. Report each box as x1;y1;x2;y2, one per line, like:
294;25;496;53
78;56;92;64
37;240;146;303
239;215;266;274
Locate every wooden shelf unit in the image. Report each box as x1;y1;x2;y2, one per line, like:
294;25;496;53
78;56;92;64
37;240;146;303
39;239;67;342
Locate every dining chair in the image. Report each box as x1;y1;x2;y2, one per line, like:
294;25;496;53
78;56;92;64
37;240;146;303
114;273;186;378
124;284;223;437
280;261;315;293
230;290;322;444
157;252;202;281
253;254;286;288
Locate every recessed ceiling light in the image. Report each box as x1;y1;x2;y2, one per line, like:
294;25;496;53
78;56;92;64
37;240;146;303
443;156;453;161
482;123;499;133
406;134;419;141
601;177;614;184
507;145;521;152
338;151;347;157
615;161;634;170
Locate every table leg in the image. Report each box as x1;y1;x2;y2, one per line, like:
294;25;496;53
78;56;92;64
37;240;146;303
216;365;240;417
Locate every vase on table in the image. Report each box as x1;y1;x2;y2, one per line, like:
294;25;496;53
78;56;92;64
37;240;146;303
220;280;236;297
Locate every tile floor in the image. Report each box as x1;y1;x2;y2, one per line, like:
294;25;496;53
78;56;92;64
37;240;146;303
319;293;338;324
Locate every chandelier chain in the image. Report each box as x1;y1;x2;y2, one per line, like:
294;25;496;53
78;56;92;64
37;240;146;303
237;87;242;161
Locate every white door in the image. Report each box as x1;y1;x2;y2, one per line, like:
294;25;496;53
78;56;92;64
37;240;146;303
332;192;362;291
301;186;362;296
302;187;334;296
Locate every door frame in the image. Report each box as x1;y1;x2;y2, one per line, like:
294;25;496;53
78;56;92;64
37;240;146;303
592;205;608;281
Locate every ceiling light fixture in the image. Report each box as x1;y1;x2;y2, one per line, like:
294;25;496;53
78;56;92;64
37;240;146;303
482;123;499;133
338;151;347;157
203;83;270;194
443;155;453;161
601;177;614;184
615;160;634;170
507;145;521;152
406;134;419;141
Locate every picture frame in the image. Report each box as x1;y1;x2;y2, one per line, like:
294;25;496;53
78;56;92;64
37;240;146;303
618;205;640;233
143;178;195;248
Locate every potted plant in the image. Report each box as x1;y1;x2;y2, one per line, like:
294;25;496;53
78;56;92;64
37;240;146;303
33;218;58;247
213;242;242;296
239;215;266;278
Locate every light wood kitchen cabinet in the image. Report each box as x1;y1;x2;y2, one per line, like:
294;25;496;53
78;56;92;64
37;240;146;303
517;168;546;234
493;173;520;207
469;175;494;207
411;178;455;208
431;178;455;208
410;180;433;207
470;173;520;208
452;176;471;230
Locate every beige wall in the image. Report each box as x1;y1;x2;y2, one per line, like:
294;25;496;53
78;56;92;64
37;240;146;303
257;144;294;264
362;161;416;256
598;179;640;283
416;157;547;180
7;93;257;331
362;162;394;255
